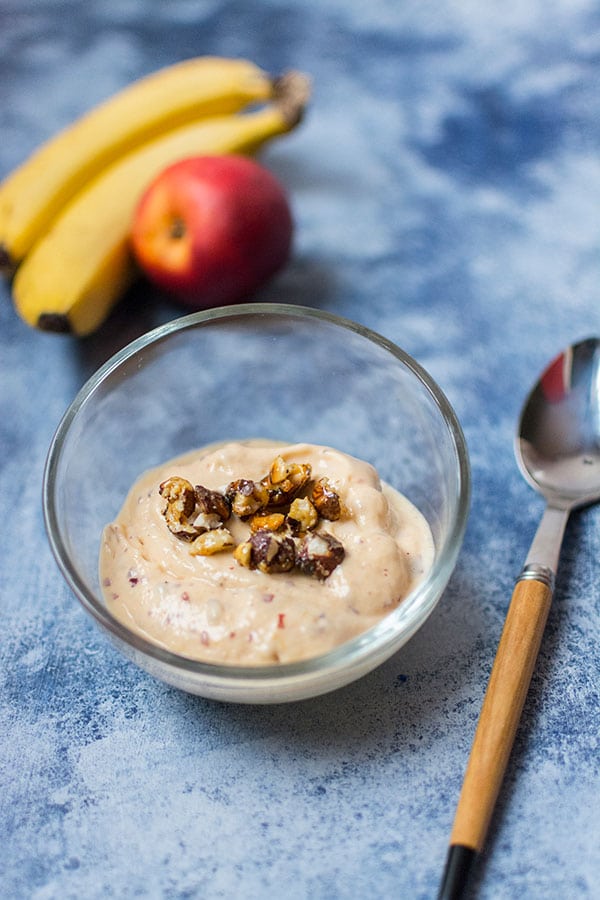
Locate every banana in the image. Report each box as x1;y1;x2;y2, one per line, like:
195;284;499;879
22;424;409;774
0;57;276;269
13;72;310;337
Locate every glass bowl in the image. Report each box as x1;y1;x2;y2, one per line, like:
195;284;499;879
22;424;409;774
43;303;470;703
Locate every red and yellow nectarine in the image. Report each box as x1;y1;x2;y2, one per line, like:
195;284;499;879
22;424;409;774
131;155;293;307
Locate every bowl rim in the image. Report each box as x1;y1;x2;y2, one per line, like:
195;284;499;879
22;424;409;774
43;302;471;685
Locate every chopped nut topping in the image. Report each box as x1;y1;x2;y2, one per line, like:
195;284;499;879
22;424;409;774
194;484;231;523
160;478;232;539
159;455;348;580
311;478;344;520
264;460;312;507
296;531;345;580
268;455;289;485
189;527;235;556
226;478;270;517
159;476;200;539
192;511;223;531
249;530;296;574
233;540;253;568
250;512;286;533
286;497;318;533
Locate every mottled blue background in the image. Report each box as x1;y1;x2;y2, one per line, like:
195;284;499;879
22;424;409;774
1;1;599;898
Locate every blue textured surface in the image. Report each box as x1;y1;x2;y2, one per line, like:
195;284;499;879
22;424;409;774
1;2;600;898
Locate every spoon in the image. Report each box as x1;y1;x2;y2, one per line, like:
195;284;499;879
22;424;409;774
438;337;600;899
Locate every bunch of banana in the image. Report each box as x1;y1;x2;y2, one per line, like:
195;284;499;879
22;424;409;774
1;57;310;335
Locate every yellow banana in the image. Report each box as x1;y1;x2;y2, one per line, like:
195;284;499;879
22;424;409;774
0;57;276;268
13;73;310;337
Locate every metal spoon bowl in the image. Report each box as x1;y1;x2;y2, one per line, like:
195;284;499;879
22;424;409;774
440;337;600;899
518;337;600;509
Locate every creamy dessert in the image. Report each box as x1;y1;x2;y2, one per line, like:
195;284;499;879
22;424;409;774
99;441;434;664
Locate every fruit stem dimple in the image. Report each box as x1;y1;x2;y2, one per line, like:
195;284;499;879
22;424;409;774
169;217;187;240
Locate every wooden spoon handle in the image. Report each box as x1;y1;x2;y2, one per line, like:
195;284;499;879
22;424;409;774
451;577;552;846
438;577;552;898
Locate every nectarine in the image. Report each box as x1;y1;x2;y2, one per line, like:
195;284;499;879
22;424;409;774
131;155;293;307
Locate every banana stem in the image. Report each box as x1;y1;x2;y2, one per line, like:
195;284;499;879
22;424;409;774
0;244;15;277
273;71;312;128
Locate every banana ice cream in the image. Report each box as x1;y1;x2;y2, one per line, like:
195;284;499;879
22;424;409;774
99;441;434;665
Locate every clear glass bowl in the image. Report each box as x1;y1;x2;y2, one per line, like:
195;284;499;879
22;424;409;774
43;304;470;703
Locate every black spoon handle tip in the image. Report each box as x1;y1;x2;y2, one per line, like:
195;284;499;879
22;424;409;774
437;845;478;900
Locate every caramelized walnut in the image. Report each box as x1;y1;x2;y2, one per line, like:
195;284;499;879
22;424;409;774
226;478;270;517
311;478;344;521
252;530;296;573
159;476;199;539
235;529;296;574
250;512;286;533
286;497;318;534
160;455;349;580
194;484;231;524
268;455;290;485
189;527;235;556
264;458;312;507
296;531;345;580
233;540;253;568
